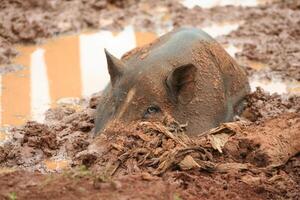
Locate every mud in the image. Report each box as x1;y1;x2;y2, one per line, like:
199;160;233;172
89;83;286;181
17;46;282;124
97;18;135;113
172;1;300;81
1;0;300;199
0;102;95;172
0;0;172;66
0;37;18;68
1;1;300;80
0;0;132;44
1;88;297;171
0;169;268;200
0;88;299;199
242;88;300;121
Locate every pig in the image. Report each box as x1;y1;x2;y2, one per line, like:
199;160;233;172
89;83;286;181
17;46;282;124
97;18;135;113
94;27;250;136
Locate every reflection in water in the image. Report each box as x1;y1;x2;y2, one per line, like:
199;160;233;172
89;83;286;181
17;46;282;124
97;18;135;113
250;75;300;95
1;46;32;126
223;44;241;58
202;22;240;38
0;26;157;127
31;48;50;122
79;26;136;96
247;61;300;95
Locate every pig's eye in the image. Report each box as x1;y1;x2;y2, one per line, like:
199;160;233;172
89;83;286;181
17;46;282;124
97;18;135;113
145;105;161;115
147;105;160;114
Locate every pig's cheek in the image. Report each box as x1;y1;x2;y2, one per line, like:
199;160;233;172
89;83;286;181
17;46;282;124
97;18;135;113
162;111;176;122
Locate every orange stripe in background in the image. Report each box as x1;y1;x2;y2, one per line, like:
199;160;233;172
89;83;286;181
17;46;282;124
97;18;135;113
135;32;157;47
1;46;33;126
44;35;82;105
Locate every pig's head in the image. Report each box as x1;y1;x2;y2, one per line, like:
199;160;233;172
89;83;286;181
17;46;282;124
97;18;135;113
94;49;197;135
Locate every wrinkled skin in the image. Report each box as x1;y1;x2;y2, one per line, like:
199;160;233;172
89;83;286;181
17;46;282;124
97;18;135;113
95;28;250;136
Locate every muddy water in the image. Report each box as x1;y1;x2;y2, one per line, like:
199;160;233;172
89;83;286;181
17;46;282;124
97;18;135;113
0;24;299;130
250;75;300;95
0;26;156;128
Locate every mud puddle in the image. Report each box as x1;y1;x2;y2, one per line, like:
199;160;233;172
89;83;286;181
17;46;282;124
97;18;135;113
0;26;156;128
0;26;159;171
250;74;300;95
1;24;299;131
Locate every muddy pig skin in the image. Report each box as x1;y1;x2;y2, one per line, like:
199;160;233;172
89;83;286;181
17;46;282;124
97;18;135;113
95;27;250;136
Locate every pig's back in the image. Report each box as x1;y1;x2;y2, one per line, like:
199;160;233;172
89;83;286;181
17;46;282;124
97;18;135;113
123;27;215;69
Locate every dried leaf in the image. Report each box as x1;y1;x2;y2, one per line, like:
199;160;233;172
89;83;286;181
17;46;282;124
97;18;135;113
207;122;242;153
208;133;231;153
179;155;200;170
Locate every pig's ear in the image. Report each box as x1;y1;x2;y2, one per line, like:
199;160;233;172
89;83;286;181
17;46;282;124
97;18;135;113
166;64;197;104
104;49;124;85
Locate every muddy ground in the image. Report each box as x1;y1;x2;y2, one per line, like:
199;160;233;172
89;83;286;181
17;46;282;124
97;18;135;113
0;0;300;199
0;89;299;200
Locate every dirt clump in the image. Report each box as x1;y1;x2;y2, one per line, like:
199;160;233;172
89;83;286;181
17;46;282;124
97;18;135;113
0;103;95;172
224;113;300;167
0;37;17;66
241;88;300;121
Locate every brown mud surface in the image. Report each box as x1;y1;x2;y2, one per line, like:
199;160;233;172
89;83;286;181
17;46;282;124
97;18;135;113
172;1;300;81
0;169;267;200
0;0;300;199
0;89;300;199
0;0;173;68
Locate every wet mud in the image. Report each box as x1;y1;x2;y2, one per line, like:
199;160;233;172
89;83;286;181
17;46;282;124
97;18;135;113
0;0;300;199
0;88;299;199
1;0;300;80
172;0;300;81
0;168;273;200
0;0;171;66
